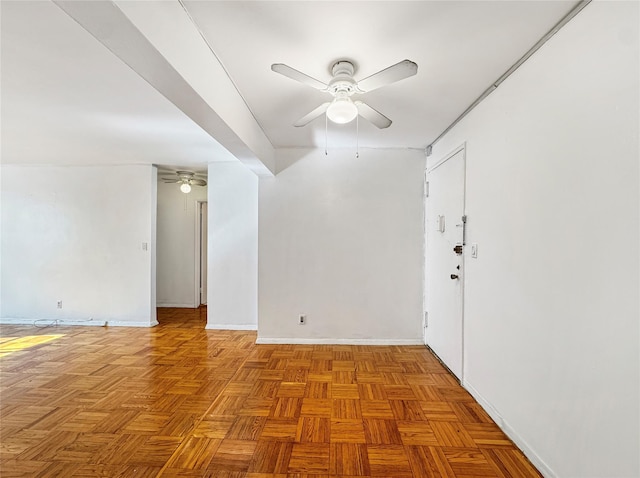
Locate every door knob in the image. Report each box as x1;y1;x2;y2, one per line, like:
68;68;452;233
450;274;459;280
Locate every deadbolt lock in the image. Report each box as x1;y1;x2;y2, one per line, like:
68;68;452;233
453;244;463;255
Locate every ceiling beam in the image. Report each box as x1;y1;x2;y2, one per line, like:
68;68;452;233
54;0;275;177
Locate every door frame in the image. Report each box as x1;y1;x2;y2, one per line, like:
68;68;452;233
194;200;208;307
424;142;467;382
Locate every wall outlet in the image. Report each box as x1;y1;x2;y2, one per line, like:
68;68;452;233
57;300;63;309
298;314;306;325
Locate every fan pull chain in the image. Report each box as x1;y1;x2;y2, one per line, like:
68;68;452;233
325;113;328;156
356;114;359;159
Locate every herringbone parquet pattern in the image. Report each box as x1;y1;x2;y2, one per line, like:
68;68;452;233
0;308;541;477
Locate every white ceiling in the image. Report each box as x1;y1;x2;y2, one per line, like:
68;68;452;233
184;0;577;149
0;0;236;170
1;1;579;170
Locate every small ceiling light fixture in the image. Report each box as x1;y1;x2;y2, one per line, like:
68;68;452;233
180;183;192;194
326;93;358;124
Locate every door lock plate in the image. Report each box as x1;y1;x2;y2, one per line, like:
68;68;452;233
453;244;463;255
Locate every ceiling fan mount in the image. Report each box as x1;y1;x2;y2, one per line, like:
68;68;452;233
175;170;199;180
327;61;357;96
271;58;418;129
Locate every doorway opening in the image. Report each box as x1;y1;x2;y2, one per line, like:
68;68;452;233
155;173;208;328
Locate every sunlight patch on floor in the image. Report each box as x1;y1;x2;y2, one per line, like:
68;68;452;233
0;335;65;357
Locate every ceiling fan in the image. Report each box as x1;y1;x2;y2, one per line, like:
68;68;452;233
160;171;207;194
271;59;418;129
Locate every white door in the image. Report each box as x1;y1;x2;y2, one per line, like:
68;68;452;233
424;147;466;380
200;202;208;305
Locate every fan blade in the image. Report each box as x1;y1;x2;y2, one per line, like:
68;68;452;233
190;179;207;186
272;63;328;91
161;179;181;183
355;101;392;129
293;102;331;127
356;59;417;93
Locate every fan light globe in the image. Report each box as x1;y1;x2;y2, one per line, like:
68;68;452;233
326;97;358;124
180;183;192;194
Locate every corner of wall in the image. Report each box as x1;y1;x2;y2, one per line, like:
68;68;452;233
206;162;259;330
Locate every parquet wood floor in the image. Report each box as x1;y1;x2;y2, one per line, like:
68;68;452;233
1;307;541;477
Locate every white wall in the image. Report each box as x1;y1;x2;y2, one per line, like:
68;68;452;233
156;179;207;307
0;166;3;314
258;148;425;344
429;2;639;477
0;165;158;326
207;162;258;329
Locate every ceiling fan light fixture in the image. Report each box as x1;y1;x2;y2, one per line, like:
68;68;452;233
273;59;417;129
326;97;358;124
180;183;192;194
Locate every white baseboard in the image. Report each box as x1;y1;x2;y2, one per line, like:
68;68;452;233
463;380;555;478
206;323;257;331
255;337;424;345
156;303;195;308
0;318;158;328
108;320;159;327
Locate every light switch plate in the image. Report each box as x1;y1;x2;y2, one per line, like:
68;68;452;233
471;243;478;258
